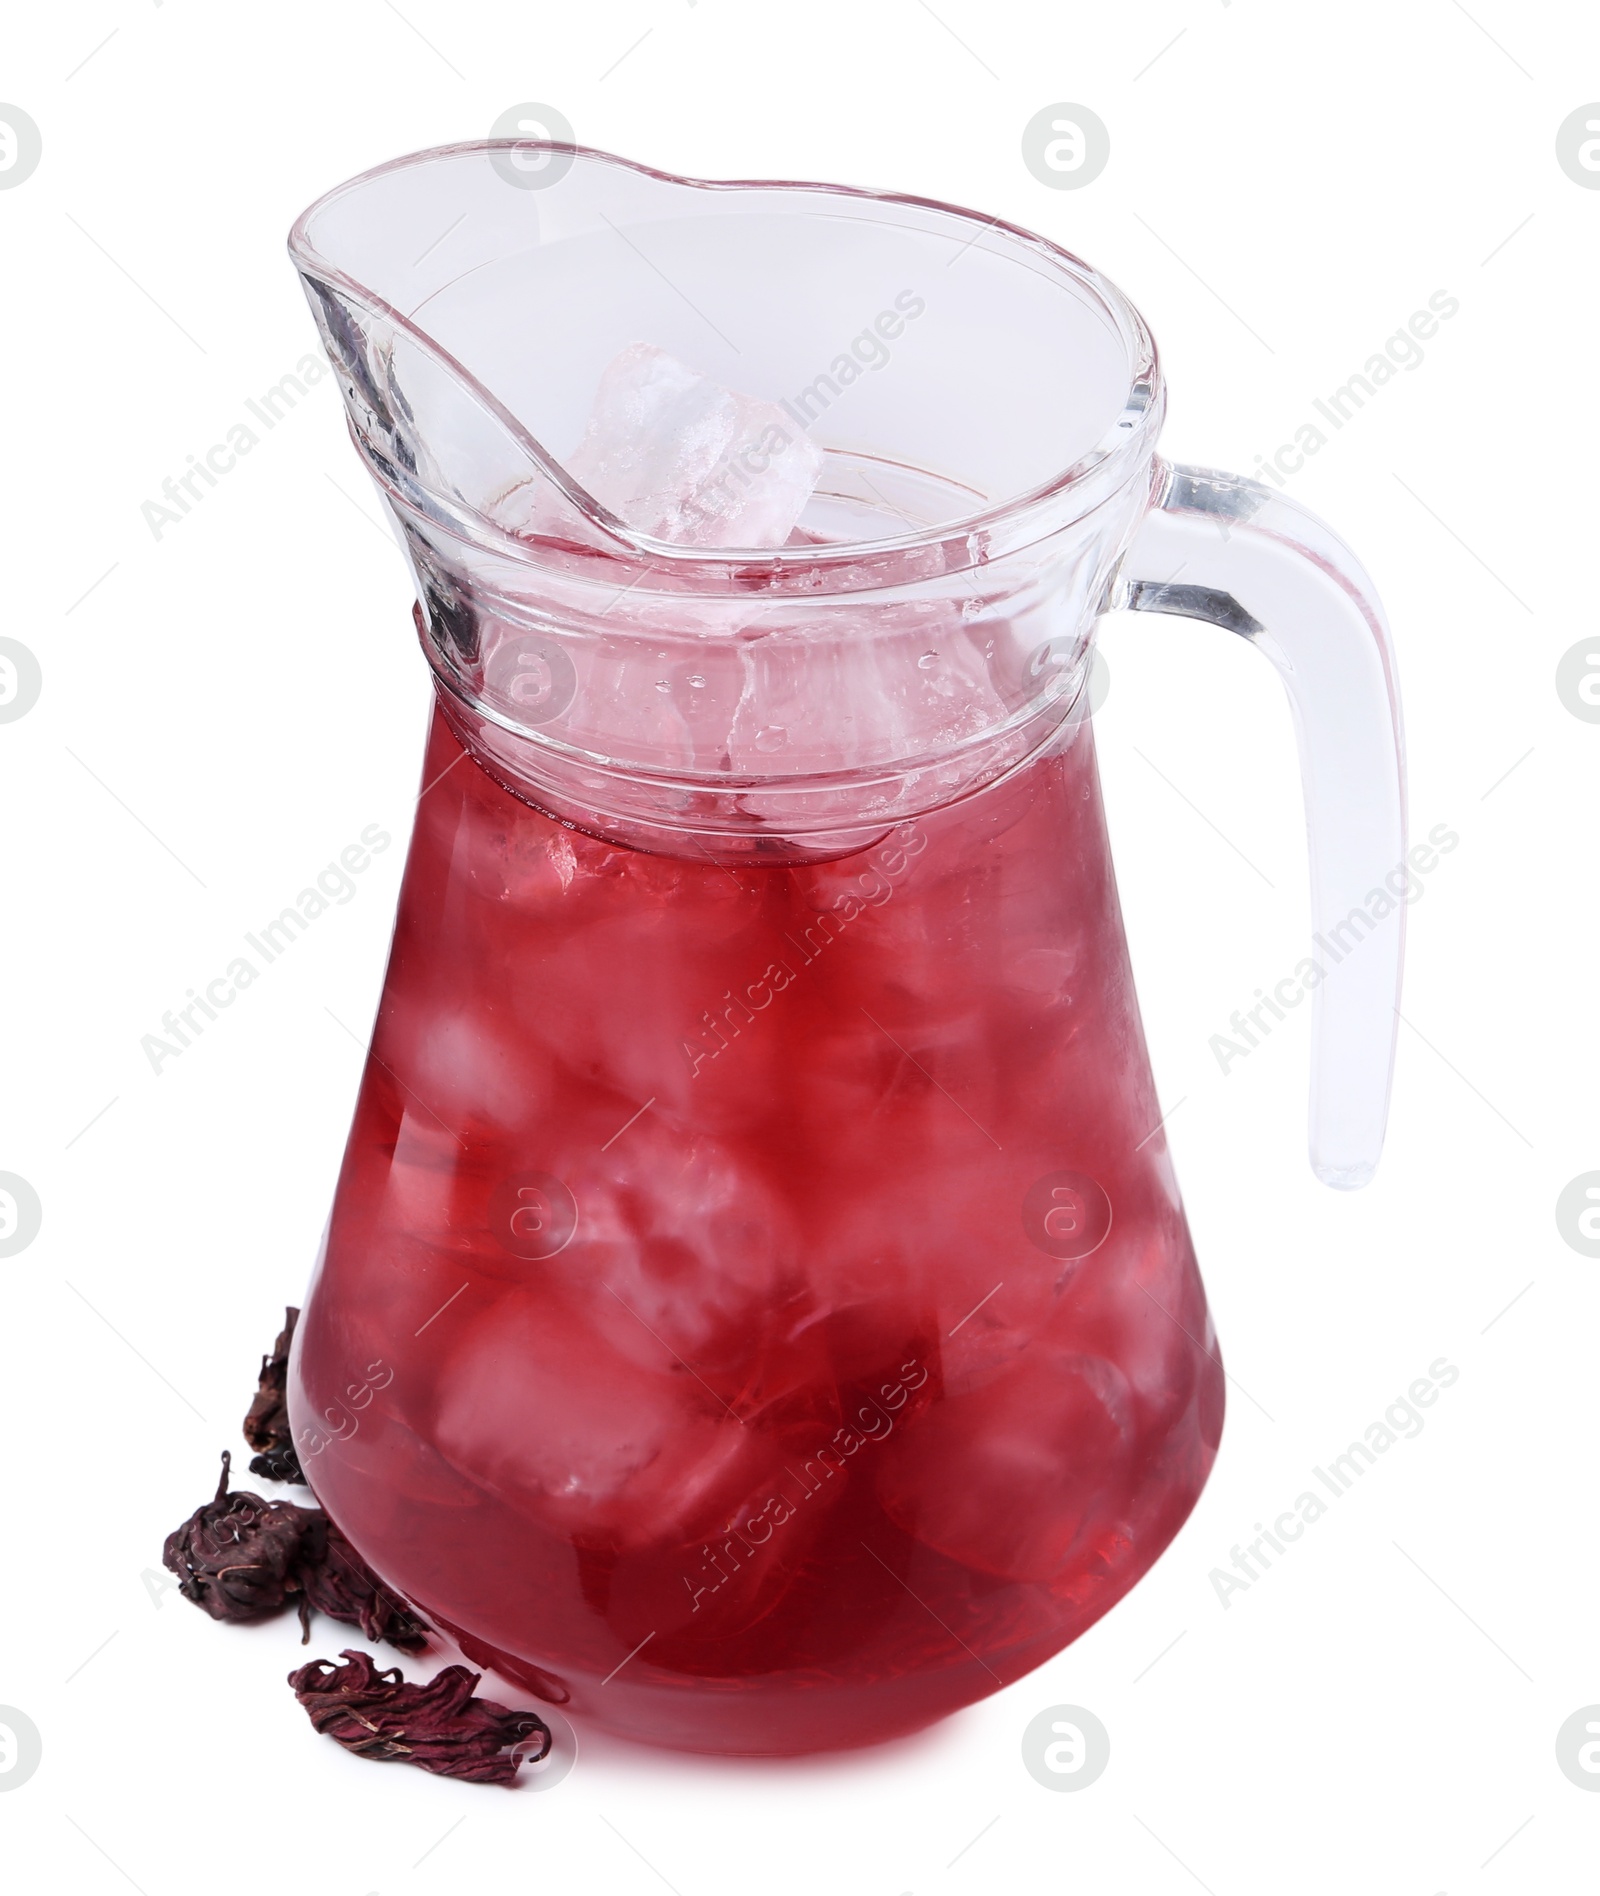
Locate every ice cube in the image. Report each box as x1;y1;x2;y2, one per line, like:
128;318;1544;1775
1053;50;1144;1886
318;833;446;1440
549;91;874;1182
560;343;825;549
430;1292;779;1549
726;600;1015;775
875;1348;1134;1582
557;1116;800;1378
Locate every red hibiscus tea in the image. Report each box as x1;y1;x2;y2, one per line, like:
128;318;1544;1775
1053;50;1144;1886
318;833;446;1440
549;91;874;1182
292;705;1221;1753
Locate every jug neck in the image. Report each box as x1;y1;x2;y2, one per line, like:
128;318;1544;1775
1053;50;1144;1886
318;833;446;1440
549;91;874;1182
402;435;1154;864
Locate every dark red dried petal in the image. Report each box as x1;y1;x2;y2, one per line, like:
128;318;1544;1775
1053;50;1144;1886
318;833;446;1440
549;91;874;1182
244;1307;305;1485
248;1443;306;1484
288;1648;550;1785
162;1452;311;1624
296;1517;430;1652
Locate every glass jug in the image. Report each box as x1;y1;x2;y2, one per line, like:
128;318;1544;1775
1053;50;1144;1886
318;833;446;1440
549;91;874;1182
285;144;1405;1755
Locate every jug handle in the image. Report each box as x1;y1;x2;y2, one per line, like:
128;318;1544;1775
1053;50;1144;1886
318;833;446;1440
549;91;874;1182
1106;460;1407;1190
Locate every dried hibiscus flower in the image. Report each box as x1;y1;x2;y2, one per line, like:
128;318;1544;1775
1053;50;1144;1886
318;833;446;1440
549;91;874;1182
289;1648;550;1784
163;1451;309;1624
163;1453;429;1650
244;1305;305;1485
298;1516;430;1653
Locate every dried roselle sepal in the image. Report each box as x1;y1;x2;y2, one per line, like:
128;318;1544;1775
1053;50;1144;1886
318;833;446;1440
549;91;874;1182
288;1649;551;1785
163;1451;311;1623
296;1515;430;1652
249;1442;307;1484
244;1305;305;1485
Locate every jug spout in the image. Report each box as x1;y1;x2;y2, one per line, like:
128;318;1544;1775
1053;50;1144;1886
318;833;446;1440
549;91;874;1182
290;161;625;560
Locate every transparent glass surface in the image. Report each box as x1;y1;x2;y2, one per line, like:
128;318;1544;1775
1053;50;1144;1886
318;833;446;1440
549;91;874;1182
285;145;1404;1752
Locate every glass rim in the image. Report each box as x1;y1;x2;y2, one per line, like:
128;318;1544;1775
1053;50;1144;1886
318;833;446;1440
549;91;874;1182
289;140;1165;576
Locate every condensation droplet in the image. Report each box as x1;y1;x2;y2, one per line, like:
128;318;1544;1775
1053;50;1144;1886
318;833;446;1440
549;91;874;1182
917;651;939;670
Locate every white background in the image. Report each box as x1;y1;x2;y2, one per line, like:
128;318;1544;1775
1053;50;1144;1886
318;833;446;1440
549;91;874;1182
3;4;1597;1892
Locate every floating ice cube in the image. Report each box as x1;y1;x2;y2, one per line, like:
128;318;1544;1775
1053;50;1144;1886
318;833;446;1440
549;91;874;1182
430;1294;779;1549
723;600;1017;782
556;342;826;549
559;1117;799;1377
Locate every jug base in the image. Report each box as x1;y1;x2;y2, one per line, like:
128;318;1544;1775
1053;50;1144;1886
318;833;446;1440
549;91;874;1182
415;1480;1210;1758
442;1620;1065;1756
